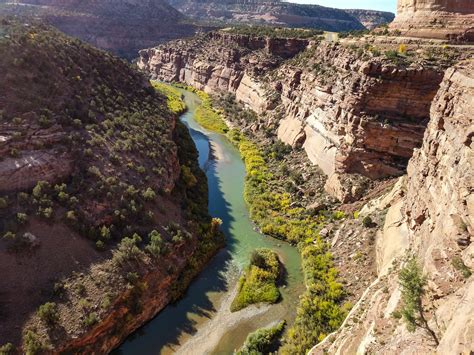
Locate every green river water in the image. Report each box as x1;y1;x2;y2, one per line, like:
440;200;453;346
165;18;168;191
114;89;304;354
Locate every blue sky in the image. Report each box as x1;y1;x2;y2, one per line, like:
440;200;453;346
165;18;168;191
290;0;397;13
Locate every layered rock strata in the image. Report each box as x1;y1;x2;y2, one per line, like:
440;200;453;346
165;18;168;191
139;33;448;202
311;60;474;354
390;0;474;42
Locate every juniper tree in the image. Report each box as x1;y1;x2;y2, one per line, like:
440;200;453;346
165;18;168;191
398;256;439;345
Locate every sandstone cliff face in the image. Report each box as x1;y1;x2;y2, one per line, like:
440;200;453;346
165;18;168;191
138;31;309;112
274;43;444;190
138;32;451;202
390;0;474;41
311;60;474;355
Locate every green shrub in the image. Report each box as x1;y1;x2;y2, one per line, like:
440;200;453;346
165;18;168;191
145;230;164;259
451;256;472;279
17;213;28;224
112;234;143;266
398;256;439;345
181;165;197;188
141;187;156;201
0;343;14;354
0;198;7;209
37;302;59;325
230;248;280;312
236;321;286;354
362;216;373;228
83;312;98;328
23;331;46;355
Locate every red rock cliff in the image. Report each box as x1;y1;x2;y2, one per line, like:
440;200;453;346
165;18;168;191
390;0;474;41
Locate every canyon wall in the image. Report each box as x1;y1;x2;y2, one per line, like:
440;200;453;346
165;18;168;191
311;60;474;354
390;0;474;41
273;43;444;201
138;32;447;202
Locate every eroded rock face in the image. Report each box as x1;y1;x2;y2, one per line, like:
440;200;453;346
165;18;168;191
138;32;449;202
272;42;445;201
311;60;474;355
390;0;474;41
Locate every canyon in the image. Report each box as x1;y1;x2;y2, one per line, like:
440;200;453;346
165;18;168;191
138;16;473;353
138;28;471;202
0;0;473;353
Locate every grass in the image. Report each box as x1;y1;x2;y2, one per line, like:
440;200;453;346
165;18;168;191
151;81;186;114
231;248;280;312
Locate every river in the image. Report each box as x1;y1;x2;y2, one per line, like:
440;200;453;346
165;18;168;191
114;89;304;354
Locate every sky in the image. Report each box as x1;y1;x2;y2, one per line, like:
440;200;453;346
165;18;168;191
289;0;397;13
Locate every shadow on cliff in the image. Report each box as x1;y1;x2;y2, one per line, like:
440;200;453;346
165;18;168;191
113;128;239;354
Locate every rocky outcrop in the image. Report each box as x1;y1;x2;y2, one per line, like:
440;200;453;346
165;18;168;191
0;124;73;192
167;0;365;31
138;31;309;99
311;60;474;354
390;0;474;41
273;43;444;201
0;0;202;58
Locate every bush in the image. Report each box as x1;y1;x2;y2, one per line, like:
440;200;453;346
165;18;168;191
0;198;7;209
83;312;98;328
23;331;46;355
37;302;59;326
362;216;373;228
145;230;164;259
0;343;14;354
181;165;197;188
451;256;472;279
236;321;286;354
141;187;156;201
230;248;280;312
112;234;143;266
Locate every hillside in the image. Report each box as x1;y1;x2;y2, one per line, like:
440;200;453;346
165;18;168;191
167;0;366;31
0;18;222;352
0;0;202;58
345;9;394;29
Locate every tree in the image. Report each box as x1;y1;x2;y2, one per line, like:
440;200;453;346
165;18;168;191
399;256;439;345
